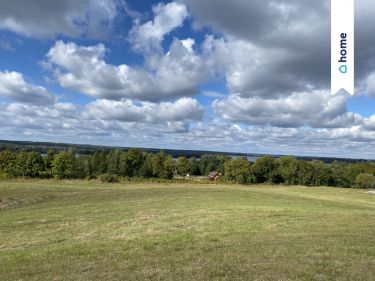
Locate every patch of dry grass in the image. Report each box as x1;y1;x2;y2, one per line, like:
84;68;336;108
0;181;374;280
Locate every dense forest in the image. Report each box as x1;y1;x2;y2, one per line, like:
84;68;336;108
0;148;374;189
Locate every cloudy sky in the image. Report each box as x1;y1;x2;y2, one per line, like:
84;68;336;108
0;0;375;159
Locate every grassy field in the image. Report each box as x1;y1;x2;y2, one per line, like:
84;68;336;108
0;181;375;281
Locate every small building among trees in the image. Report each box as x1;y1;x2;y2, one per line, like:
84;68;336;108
208;171;221;181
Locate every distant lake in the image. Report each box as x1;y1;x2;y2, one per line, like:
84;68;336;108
246;156;259;162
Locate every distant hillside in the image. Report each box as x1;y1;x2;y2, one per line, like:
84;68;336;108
0;139;371;164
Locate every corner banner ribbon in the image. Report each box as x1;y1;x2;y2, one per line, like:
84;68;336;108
331;0;354;95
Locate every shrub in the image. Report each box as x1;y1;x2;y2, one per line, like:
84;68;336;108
86;175;97;180
99;174;119;183
355;173;375;189
38;171;53;179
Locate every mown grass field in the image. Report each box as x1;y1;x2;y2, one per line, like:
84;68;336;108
0;181;375;281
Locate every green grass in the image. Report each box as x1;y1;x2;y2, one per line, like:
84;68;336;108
0;180;375;281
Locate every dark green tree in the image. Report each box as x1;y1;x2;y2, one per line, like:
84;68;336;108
345;163;369;186
151;152;167;178
296;160;314;186
15;151;29;177
25;152;45;177
139;153;153;178
251;156;279;183
90;150;108;176
75;157;88;179
151;152;175;179
198;154;229;176
107;150;121;175
119;149;144;177
330;161;351;188
52;151;76;179
224;158;252;184
188;156;200;175
44;149;55;173
161;156;175;179
277;156;299;185
0;150;16;178
176;156;190;177
310;160;333;186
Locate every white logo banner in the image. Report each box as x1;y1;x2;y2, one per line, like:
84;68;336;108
331;0;354;95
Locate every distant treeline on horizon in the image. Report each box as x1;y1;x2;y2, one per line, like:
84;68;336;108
0;139;371;164
0;147;375;189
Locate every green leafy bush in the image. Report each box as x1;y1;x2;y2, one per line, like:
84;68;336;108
355;173;375;189
99;174;119;183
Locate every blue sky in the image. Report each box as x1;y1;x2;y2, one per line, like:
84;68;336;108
1;0;375;159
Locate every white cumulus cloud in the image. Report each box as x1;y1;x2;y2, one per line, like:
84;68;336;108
130;2;188;53
84;97;204;124
46;40;208;102
0;71;56;105
213;91;361;128
0;0;123;38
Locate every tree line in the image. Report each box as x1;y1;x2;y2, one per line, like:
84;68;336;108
0;149;374;189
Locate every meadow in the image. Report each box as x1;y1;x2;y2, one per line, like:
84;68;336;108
1;180;375;281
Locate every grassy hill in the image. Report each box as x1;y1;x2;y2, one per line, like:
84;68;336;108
1;181;375;280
